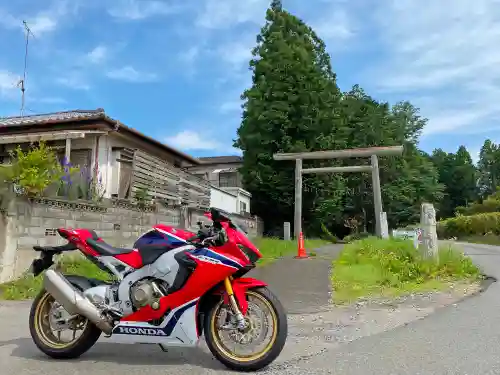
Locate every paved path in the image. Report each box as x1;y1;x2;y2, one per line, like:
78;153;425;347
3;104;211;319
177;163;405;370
249;244;343;314
1;242;500;374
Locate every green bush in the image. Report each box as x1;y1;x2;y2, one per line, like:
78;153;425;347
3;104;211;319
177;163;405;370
455;199;500;216
332;237;481;303
438;212;500;238
320;223;340;243
343;231;371;243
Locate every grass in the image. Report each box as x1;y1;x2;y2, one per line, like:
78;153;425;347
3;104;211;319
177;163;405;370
332;236;482;304
0;256;109;300
255;237;330;266
0;237;330;300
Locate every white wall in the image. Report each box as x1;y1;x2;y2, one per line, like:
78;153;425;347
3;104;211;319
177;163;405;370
237;193;251;214
220;187;251;214
210;187;238;213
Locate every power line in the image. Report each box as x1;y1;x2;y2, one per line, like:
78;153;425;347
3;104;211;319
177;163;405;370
17;20;35;117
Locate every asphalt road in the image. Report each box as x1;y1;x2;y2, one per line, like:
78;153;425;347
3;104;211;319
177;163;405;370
1;242;500;374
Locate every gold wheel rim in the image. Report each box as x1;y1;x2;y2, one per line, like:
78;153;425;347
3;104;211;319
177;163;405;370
210;290;279;362
33;292;88;349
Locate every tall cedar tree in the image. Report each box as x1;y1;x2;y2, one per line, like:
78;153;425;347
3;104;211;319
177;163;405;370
337;86;443;230
234;1;349;234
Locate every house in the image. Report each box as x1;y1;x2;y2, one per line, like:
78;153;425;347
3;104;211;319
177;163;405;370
0;109;250;214
185;155;251;215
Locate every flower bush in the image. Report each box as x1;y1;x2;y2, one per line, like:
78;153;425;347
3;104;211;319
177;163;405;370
0;142;75;197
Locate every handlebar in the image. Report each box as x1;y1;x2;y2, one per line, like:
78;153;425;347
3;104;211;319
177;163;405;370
186;224;227;248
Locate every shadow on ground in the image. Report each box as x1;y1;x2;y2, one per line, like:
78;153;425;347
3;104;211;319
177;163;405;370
0;337;226;370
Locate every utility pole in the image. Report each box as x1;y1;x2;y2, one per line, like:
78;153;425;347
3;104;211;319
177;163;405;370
18;20;35;117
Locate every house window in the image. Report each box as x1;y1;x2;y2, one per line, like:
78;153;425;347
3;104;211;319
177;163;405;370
219;172;238;187
240;201;247;213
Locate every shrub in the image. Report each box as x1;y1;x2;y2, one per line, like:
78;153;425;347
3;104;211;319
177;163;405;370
343;231;370;243
320;223;340;243
0;142;74;197
438;212;500;238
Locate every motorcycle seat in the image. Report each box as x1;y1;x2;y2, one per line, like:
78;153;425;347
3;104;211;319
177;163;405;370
86;238;134;257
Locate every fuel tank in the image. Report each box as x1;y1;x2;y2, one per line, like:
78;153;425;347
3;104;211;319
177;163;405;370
133;224;196;250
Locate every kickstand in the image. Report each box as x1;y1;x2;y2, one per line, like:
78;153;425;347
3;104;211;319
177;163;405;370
158;344;169;352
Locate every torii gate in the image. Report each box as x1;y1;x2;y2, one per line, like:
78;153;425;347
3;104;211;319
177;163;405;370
273;146;404;238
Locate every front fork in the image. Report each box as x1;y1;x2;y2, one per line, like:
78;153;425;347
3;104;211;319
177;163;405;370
224;277;247;330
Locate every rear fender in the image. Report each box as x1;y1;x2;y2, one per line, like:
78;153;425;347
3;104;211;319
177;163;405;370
218;277;268;315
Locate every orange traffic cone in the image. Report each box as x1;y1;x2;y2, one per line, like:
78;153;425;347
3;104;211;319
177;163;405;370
295;232;308;259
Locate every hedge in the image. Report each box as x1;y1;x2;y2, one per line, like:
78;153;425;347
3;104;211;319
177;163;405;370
437;212;500;238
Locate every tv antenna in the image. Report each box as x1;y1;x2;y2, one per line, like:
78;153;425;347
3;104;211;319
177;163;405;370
17;20;35;117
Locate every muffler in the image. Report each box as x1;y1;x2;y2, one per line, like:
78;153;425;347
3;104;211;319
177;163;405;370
43;270;114;335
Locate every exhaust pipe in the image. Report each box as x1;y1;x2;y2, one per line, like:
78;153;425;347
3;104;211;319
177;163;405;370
43;270;114;335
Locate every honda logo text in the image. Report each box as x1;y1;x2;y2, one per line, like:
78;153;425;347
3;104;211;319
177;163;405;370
116;326;167;336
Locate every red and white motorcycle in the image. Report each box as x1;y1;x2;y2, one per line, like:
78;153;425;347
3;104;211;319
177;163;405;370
28;207;287;371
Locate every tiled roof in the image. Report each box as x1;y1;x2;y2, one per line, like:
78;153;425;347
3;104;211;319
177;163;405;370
0;108;201;164
0;109;105;127
199;156;243;164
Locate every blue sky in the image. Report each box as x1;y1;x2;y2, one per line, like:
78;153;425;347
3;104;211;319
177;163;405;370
1;0;499;162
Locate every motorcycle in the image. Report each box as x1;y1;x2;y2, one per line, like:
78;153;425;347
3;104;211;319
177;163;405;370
28;207;287;372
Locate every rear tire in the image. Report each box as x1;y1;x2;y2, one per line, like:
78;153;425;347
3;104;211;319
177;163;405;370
204;287;288;372
29;289;102;359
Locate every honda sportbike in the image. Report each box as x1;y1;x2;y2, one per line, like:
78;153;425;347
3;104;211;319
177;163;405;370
28;207;287;371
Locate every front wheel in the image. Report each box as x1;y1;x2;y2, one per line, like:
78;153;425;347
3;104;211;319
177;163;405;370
204;287;288;372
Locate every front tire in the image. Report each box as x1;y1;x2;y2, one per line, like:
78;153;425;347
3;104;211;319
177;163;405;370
29;289;102;359
204;287;288;372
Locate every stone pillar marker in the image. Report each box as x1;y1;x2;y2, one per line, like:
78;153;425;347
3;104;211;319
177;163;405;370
419;203;438;260
380;212;389;239
283;222;291;240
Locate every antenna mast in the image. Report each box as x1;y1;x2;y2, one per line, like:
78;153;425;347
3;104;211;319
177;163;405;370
18;20;35;117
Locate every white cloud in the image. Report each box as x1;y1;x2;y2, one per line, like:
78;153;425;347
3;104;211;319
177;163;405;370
217;40;254;69
195;0;268;29
28;15;57;35
366;0;500;135
311;8;353;42
0;0;78;37
87;45;108;64
165;130;223;151
108;0;182;20
55;73;90;90
0;70;21;100
106;66;158;83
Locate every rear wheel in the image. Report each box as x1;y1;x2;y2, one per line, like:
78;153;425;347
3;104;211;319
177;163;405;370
204;287;287;372
29;289;101;359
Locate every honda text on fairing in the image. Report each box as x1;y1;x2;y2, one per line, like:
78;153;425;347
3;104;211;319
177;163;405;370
27;207;287;372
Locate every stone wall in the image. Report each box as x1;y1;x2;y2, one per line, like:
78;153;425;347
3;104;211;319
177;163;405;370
0;197;263;283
